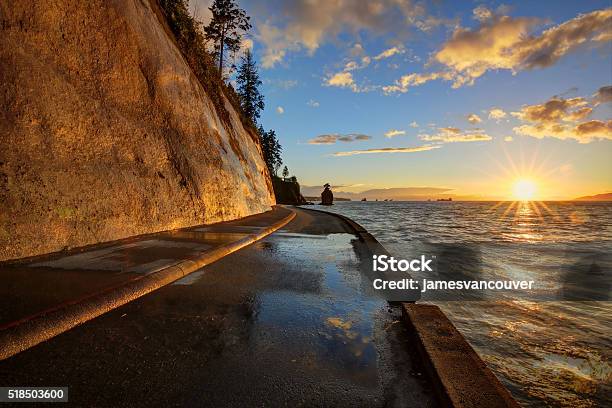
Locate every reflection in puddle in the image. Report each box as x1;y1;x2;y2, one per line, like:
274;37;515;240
249;232;382;386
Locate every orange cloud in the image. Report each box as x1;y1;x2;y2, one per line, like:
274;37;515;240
382;71;453;93
436;9;611;87
489;108;507;121
374;46;403;60
512;92;612;142
384;8;612;91
420;128;492;143
333;145;440;156
384;129;406;138
512;97;591;123
325;72;355;89
467;113;482;124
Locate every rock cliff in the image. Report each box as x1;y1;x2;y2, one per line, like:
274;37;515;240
0;0;275;261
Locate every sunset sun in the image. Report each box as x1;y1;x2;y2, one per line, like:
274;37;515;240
513;179;538;201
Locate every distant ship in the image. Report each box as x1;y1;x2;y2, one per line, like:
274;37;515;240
361;198;367;201
436;197;453;201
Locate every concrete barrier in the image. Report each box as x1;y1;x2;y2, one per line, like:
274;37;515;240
403;304;519;408
0;208;295;360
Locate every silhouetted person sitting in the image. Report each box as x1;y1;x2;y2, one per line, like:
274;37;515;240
321;183;333;205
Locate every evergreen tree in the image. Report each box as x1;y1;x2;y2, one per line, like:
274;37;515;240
258;127;283;176
204;0;251;79
236;49;264;124
282;166;289;180
267;129;283;176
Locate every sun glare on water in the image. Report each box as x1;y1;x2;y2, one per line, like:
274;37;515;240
513;179;537;201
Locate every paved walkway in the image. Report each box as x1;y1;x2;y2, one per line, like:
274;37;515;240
0;207;293;329
0;207;436;407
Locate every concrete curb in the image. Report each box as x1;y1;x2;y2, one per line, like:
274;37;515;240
403;304;519;408
296;206;390;257
296;205;518;407
0;208;296;361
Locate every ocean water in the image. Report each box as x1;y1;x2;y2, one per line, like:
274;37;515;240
320;201;611;407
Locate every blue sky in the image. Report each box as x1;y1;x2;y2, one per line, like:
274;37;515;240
194;0;611;200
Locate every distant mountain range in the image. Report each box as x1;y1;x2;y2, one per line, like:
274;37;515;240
573;192;612;201
300;186;454;201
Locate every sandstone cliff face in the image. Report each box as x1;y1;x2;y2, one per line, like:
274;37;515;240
0;0;275;261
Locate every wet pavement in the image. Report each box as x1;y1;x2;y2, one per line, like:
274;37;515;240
0;207;292;328
0;207;436;407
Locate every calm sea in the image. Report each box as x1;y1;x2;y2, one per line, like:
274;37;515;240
320;201;611;407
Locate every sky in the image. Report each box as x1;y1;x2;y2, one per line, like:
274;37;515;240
191;0;612;200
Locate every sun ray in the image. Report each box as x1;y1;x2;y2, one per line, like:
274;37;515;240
528;200;544;221
501;201;518;219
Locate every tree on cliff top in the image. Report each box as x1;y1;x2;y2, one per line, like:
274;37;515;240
258;125;283;176
236;49;264;124
204;0;251;79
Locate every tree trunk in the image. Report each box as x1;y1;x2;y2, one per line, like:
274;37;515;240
218;27;225;79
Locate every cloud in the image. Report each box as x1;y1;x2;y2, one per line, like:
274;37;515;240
374;46;403;60
350;42;365;56
504;136;514;142
307;99;320;108
254;0;448;68
263;78;298;90
384;129;406;138
324;70;376;92
333;145;441;156
344;56;371;71
575;120;612;137
241;38;254;51
308;135;337;144
384;8;612;91
472;5;493;22
308;133;371;144
382;71;453;93
434;9;612;87
276;106;285;114
322;53;375;92
325;72;357;90
410;121;419;128
512;92;612;142
467;113;482;124
420;127;492;143
593;85;612;105
514;120;612;142
512;96;591;123
489;108;507;121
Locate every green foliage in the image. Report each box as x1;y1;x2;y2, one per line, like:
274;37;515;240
204;0;251;78
282;165;289;179
158;0;284;176
258;125;283;176
158;0;257;139
236;49;264;124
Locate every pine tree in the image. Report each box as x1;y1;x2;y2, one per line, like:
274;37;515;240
268;129;283;176
282;166;289;180
236;49;264;124
204;0;251;79
258;127;283;176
